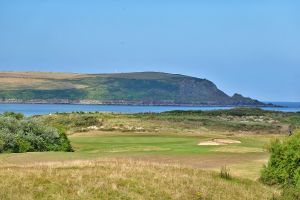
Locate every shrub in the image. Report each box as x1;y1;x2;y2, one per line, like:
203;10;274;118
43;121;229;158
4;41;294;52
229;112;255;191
14;137;31;153
73;115;99;127
0;139;4;153
0;113;73;153
2;112;24;120
261;133;300;187
261;131;300;199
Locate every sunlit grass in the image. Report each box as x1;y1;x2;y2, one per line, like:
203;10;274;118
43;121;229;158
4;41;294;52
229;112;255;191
0;159;277;200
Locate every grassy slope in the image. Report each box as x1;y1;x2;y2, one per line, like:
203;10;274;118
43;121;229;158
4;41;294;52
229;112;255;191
0;71;262;105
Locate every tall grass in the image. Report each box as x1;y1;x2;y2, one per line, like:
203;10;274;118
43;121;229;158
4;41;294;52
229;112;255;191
0;159;276;200
220;166;231;180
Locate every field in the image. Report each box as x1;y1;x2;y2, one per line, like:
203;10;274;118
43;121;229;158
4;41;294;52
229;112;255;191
1;108;299;199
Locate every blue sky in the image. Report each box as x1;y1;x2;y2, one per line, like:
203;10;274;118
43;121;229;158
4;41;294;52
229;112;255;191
0;0;299;101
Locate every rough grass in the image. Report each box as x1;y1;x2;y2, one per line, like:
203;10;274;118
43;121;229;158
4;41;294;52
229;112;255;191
0;72;92;91
39;111;296;135
0;72;92;79
0;159;277;200
0;78;87;90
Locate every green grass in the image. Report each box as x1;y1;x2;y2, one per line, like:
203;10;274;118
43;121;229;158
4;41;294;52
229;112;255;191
69;134;271;156
0;132;273;181
70;135;212;155
69;134;272;177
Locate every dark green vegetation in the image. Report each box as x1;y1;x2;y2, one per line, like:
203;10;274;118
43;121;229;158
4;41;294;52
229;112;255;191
261;131;300;200
0;112;72;153
0;71;266;106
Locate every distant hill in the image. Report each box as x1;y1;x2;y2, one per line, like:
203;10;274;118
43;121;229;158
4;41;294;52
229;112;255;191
0;71;269;106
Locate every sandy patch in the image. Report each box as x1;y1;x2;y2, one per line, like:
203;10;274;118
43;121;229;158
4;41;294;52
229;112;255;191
198;139;241;146
197;141;223;146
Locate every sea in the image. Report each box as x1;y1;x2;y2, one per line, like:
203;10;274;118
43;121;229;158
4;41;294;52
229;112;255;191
0;102;299;116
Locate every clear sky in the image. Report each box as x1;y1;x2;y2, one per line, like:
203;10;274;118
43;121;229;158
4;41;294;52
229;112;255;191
0;0;299;102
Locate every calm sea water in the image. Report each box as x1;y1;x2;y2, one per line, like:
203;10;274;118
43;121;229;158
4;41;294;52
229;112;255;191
0;102;299;116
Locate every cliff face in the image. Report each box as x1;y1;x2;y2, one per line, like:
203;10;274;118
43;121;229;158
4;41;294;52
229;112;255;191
0;71;267;106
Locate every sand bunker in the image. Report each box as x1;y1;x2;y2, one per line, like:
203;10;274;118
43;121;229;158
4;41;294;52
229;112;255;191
198;139;241;146
197;141;223;146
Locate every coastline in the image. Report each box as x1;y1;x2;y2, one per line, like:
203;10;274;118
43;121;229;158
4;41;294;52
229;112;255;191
0;99;279;107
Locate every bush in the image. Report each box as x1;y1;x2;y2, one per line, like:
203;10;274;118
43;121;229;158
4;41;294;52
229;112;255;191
0;113;73;153
164;107;268;117
2;112;24;120
73;115;99;127
0;139;4;153
261;131;300;199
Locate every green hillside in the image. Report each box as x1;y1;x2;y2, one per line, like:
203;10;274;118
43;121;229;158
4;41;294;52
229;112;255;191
0;71;266;106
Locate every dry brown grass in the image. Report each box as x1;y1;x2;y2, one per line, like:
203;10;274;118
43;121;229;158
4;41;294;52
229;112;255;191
0;77;87;90
0;72;92;79
0;158;277;200
0;72;91;90
212;146;264;153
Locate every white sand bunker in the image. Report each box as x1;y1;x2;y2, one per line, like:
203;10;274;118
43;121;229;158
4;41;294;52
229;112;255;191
198;139;241;146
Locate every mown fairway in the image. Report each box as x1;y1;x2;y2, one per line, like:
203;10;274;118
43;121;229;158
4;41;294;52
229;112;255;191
0;133;274;180
70;133;272;179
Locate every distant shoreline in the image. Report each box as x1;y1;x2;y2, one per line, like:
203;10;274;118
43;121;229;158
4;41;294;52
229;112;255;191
0;99;280;107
